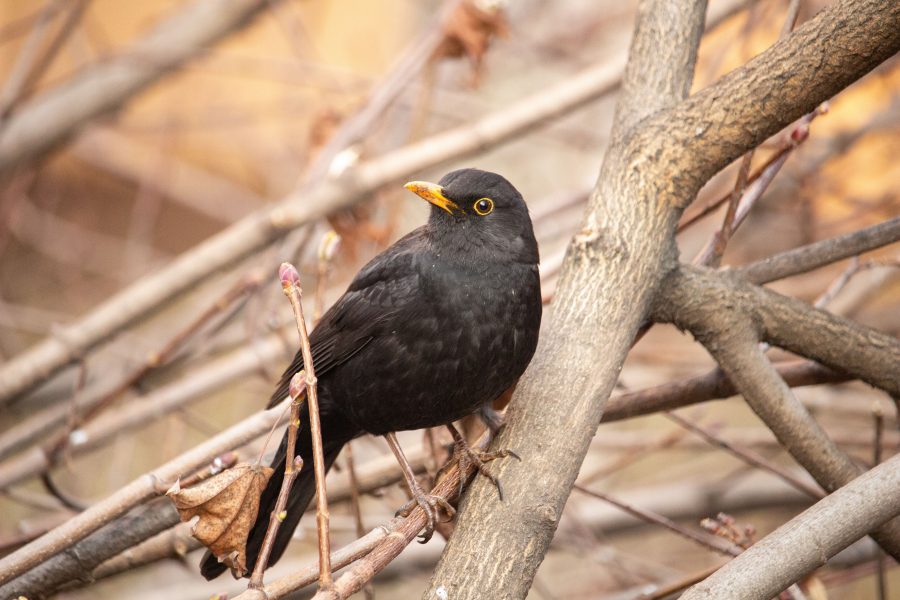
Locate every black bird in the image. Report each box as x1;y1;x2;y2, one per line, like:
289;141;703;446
201;168;541;580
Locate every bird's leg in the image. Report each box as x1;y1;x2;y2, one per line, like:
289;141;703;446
445;423;520;502
478;404;505;438
384;431;455;543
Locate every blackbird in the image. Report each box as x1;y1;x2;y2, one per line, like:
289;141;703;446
201;168;541;580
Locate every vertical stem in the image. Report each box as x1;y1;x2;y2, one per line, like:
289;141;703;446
279;262;334;590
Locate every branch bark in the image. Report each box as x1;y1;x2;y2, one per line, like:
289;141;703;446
736;216;900;284
681;452;900;600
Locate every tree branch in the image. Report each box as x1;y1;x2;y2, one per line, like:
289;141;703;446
628;0;900;205
681;452;900;600
655;268;900;558
736;216;900;284
660;266;900;397
603;360;848;423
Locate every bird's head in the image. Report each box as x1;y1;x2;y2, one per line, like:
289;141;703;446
404;168;538;264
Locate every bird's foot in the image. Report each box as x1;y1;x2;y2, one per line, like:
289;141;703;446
395;481;456;543
447;426;520;502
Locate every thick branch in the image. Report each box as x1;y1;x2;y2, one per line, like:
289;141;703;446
611;0;707;139
658;266;900;397
0;0;279;174
681;452;900;600
628;0;900;203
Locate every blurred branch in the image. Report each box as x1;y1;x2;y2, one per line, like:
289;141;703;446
0;501;180;599
0;0;750;406
0;46;630;406
72;128;264;222
573;484;743;556
0;0;280;174
0;0;89;120
681;452;900;600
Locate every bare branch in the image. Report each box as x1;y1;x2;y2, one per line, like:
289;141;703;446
658;266;900;397
0;501;180;599
630;0;900;204
681;452;900;600
603;360;848;422
610;0;708;140
736;216;900;284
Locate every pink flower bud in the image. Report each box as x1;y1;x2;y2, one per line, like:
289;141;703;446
279;262;301;288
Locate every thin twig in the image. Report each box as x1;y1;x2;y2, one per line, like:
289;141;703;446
573;484;743;557
279;262;334;590
664;412;824;499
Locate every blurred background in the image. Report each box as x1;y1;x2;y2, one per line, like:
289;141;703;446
0;0;898;597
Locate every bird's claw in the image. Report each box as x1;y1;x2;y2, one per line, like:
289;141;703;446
395;490;456;543
449;435;519;502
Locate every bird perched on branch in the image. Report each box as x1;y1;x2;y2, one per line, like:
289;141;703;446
201;168;541;579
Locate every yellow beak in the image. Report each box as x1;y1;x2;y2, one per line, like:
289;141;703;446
404;181;460;215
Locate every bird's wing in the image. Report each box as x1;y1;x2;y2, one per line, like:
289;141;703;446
267;228;426;407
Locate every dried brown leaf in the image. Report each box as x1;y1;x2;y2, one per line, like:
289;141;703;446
436;0;508;84
167;463;273;576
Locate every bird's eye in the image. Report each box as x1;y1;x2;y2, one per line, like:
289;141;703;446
473;198;494;216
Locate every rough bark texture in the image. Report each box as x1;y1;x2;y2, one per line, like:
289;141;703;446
425;0;900;597
681;453;900;600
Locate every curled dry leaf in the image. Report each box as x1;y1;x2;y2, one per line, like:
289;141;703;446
167;463;273;577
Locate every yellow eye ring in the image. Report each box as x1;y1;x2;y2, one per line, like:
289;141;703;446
473;198;494;216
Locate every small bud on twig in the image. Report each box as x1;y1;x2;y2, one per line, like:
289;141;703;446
279;262;301;293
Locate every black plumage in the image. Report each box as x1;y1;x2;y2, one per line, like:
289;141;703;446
201;168;541;580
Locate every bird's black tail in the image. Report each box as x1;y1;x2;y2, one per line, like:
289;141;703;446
200;403;358;580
